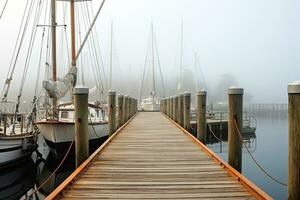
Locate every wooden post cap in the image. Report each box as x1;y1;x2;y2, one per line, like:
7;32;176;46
228;87;244;95
73;85;89;94
184;92;191;96
118;94;124;97
197;90;207;96
288;80;300;94
108;90;116;96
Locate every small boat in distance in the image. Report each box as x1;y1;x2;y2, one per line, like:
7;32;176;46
139;23;165;111
140;92;160;111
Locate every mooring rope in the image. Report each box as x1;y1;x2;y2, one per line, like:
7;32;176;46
27;133;76;198
233;118;287;187
208;124;223;143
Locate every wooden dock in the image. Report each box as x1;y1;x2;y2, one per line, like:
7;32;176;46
47;112;271;200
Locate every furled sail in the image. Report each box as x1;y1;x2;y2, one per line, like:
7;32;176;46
43;67;77;99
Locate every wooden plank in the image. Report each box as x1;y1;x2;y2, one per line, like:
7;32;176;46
47;112;271;200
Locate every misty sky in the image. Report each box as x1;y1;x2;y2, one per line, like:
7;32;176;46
0;0;299;104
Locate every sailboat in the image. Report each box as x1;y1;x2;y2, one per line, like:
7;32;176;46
0;0;41;166
35;0;109;157
140;23;165;111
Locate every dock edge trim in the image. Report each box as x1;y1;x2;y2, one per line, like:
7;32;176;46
163;112;273;200
45;112;139;200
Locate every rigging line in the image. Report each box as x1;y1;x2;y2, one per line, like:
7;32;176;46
88;1;109;90
34;27;46;97
84;2;108;90
233;118;288;187
75;0;106;61
45;2;51;80
12;0;44;132
0;0;31;100
81;3;105;92
7;0;37;98
139;30;151;102
153;30;166;98
19;0;44;94
62;1;71;67
195;54;207;89
76;4;83;85
0;0;8;19
79;4;101;90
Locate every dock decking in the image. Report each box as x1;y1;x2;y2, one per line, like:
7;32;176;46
47;112;271;199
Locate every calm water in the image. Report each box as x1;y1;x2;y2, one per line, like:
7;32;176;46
0;114;289;199
208;116;288;199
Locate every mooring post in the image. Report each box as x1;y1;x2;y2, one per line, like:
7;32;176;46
74;86;89;168
108;90;116;136
183;92;191;131
165;99;168;115
129;97;132;118
178;94;184;126
169;96;173;119
197;90;207;143
166;98;170;117
174;96;178;122
118;94;124;127
124;95;129;122
173;96;176;121
228;87;243;172
288;80;300;200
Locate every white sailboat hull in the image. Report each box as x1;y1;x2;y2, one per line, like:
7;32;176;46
0;136;35;166
140;103;160;111
36;122;109;156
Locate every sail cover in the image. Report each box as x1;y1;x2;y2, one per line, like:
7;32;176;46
43;67;77;99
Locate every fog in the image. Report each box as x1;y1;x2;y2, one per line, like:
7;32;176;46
0;0;299;106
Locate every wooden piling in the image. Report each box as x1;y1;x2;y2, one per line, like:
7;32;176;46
228;87;243;172
118;94;124;127
166;98;170;117
197;90;207;143
170;96;174;119
124;95;129;122
183;92;191;131
174;96;178;122
178;94;184;126
108;90;117;136
74;86;89;168
288;81;300;200
173;96;177;121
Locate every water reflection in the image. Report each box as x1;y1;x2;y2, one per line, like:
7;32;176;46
36;152;74;196
206;125;257;154
0;159;36;200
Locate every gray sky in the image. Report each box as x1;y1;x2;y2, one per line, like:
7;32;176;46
0;0;299;103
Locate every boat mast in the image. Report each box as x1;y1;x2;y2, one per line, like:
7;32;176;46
109;20;113;90
194;52;197;92
151;23;155;102
51;0;57;118
179;20;183;93
70;0;76;69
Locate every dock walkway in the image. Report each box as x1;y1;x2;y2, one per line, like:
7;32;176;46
47;112;271;199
